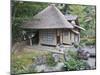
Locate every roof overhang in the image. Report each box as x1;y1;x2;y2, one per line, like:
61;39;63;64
65;14;78;21
21;4;74;29
71;29;80;35
72;24;85;31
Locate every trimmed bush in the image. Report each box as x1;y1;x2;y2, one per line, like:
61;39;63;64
67;50;78;59
46;53;57;67
64;58;90;71
63;50;90;71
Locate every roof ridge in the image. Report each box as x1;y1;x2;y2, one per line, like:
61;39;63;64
22;5;74;29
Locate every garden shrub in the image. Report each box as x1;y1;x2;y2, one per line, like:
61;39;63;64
11;53;35;74
73;43;79;48
11;61;26;74
11;62;36;74
64;50;90;71
11;50;51;74
23;64;36;74
67;50;78;59
46;53;57;67
85;39;95;45
80;38;95;46
64;58;90;71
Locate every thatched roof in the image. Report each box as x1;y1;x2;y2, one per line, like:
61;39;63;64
22;4;73;29
71;29;80;35
72;24;85;30
65;14;78;21
65;14;85;30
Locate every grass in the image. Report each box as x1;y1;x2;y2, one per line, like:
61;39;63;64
11;48;49;74
11;47;64;74
12;43;93;74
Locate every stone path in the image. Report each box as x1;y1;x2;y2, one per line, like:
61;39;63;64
25;45;96;70
86;58;96;69
81;46;96;54
35;62;64;72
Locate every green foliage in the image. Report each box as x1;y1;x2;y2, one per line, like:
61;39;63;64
11;60;25;74
64;58;90;71
12;18;24;43
11;50;49;74
11;55;33;74
12;1;48;17
73;43;81;48
67;50;78;59
11;62;36;74
64;50;90;71
23;64;36;74
46;53;57;66
85;39;95;45
12;1;96;43
80;38;96;46
11;1;48;43
60;4;96;38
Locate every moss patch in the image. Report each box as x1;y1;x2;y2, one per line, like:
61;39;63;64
11;48;49;74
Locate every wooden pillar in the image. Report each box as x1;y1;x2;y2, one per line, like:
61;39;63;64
29;38;32;46
60;30;63;44
79;33;80;43
38;30;41;45
28;35;32;46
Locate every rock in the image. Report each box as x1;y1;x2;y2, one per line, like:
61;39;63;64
85;58;96;69
35;55;47;65
90;53;96;57
35;63;64;72
32;57;36;62
77;50;90;60
35;65;46;72
52;53;60;62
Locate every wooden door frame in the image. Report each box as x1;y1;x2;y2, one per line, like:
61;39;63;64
56;29;63;45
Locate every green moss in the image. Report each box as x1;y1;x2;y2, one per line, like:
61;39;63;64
11;50;49;74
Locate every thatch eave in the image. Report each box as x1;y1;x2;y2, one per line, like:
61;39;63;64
22;4;74;29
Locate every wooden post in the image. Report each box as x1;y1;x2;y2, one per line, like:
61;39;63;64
63;53;67;61
63;49;67;62
29;38;32;46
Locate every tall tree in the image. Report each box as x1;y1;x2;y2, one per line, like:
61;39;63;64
11;1;48;43
61;4;96;38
